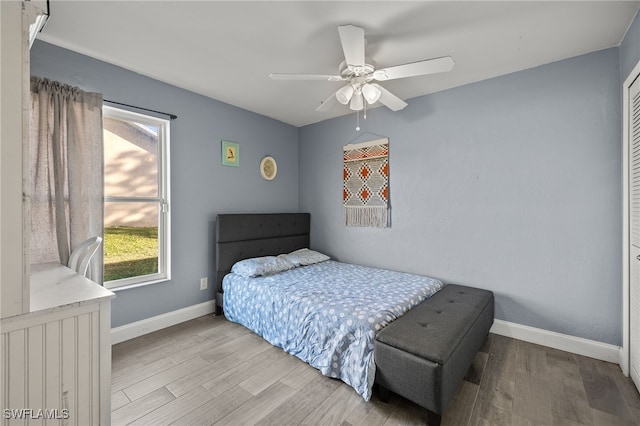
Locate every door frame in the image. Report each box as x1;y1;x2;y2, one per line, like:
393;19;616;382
622;59;640;378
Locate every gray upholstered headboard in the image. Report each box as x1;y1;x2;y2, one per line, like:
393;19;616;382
215;213;310;314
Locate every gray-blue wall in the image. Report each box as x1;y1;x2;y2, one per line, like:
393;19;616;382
299;47;622;345
621;8;640;82
31;41;300;328
31;8;640;342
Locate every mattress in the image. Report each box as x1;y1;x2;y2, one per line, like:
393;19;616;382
223;259;443;400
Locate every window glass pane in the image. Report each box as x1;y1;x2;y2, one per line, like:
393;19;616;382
104;116;158;198
103;106;169;289
104;201;159;281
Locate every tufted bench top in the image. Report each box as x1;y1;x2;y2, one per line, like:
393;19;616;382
376;284;493;365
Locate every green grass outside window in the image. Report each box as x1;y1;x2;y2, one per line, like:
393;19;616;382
103;226;158;281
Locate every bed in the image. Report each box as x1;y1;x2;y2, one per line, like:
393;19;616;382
215;213;444;401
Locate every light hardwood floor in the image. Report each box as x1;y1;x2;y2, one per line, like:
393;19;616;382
111;315;640;425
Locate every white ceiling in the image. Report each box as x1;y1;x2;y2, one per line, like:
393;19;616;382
37;1;639;127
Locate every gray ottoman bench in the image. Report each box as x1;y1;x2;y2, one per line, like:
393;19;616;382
374;284;494;426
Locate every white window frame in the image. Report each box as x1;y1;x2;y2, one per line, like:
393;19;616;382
102;106;171;290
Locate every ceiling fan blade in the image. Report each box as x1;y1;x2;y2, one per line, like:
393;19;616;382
338;25;365;67
270;73;344;81
316;92;340;112
373;56;454;81
375;85;408;111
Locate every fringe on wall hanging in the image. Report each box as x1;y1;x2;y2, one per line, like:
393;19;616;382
343;138;390;228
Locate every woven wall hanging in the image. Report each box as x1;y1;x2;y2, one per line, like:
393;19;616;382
343;138;390;227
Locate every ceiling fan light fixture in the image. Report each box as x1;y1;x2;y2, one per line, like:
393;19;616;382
336;84;355;105
362;83;382;104
350;92;364;111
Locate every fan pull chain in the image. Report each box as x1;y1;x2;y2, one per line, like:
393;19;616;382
356;110;360;131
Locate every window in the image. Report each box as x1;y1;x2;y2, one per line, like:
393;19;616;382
103;106;170;289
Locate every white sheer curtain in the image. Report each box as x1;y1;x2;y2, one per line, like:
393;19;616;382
30;77;104;283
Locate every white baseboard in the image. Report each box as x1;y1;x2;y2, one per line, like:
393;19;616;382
111;300;216;345
490;319;622;365
110;306;623;368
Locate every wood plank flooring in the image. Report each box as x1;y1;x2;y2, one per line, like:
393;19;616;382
111;315;640;425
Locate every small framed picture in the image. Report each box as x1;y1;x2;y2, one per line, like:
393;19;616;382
221;140;239;167
260;156;277;180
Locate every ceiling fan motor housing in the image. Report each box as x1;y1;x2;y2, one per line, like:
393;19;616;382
339;59;377;79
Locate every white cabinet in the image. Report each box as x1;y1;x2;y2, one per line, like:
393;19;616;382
0;3;115;423
1;264;115;425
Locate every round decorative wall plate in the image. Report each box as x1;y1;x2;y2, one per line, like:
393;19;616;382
260;156;277;180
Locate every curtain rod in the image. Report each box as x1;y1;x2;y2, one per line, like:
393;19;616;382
103;99;178;120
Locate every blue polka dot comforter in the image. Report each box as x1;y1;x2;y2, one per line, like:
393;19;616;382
223;260;444;400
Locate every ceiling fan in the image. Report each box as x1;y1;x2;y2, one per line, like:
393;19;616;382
269;24;455;114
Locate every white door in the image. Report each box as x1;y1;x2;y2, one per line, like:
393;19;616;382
629;74;640;391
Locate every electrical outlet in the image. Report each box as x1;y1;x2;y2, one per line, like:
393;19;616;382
200;277;208;290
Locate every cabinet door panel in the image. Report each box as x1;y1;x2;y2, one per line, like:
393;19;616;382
631;246;640;389
629;75;640;393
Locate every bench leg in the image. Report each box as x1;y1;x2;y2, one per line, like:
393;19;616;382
427;410;441;426
378;385;391;403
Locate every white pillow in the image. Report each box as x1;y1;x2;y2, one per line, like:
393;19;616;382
281;248;330;266
231;256;294;277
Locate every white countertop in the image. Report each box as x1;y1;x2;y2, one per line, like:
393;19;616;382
30;262;115;313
